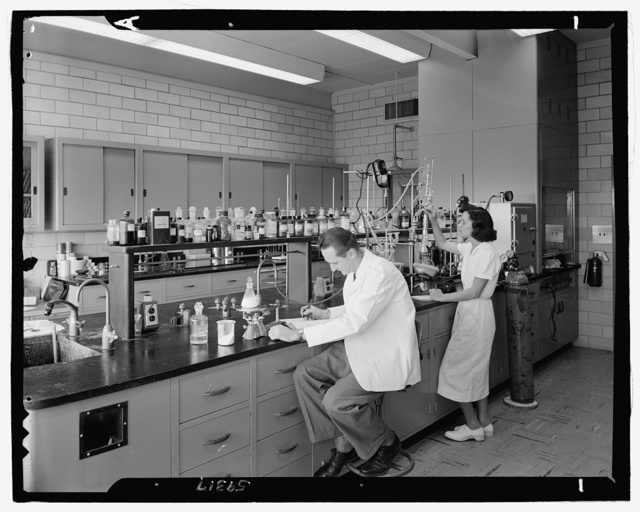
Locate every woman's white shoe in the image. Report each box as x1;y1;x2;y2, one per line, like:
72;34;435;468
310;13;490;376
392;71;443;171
482;423;494;438
444;424;485;442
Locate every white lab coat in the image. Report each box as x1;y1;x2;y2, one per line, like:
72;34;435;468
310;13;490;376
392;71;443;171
303;249;421;392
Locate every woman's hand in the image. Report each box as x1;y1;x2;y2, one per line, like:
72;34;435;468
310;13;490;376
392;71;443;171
429;288;445;301
268;323;299;342
300;304;330;320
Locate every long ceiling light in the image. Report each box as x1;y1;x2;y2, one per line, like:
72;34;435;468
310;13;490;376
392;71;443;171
30;16;324;85
511;29;555;37
316;30;425;63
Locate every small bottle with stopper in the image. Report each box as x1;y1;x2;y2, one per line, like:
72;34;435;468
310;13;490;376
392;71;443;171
189;302;208;345
241;276;259;309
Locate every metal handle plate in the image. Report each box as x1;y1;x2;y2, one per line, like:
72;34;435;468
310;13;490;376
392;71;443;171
203;385;231;397
275;442;297;455
204;432;231;445
274;406;298;417
274;365;296;375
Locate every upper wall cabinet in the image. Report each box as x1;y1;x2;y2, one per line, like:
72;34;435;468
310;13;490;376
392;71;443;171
45;138;136;231
139;146;223;217
23;135;45;232
293;164;345;213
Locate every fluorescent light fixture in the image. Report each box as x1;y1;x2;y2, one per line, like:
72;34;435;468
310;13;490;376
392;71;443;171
511;29;555;37
31;16;323;85
316;30;425;63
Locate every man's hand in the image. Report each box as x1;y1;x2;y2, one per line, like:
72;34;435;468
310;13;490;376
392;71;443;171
268;323;299;342
300;304;330;320
429;288;445;301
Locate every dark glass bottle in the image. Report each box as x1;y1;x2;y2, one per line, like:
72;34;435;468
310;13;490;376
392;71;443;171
119;211;135;246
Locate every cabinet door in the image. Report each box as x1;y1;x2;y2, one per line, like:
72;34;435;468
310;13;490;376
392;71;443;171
430;332;459;421
321;166;345;211
228;158;264;211
104;147;135;222
188;154;223;213
263;161;290;213
23;136;45;231
142;150;187;214
62;144;104;226
382;342;431;440
294;164;322;212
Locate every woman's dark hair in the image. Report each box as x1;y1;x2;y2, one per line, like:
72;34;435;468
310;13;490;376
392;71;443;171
458;204;497;242
317;227;360;257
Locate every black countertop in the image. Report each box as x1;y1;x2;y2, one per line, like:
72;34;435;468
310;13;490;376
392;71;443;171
22;266;579;411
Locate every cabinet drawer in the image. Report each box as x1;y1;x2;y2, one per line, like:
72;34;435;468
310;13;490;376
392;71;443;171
78;284;108;314
256;422;311;476
430;304;457;336
179;407;250;473
166;275;210;301
256;389;304;441
180;446;250;478
256;344;310;397
265;454;311;477
178;361;250;423
210;269;246;294
133;279;161;302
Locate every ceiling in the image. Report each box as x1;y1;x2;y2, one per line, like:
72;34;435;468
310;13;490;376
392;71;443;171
22;15;613;110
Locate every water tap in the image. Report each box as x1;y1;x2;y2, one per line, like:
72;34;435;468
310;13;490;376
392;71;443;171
77;278;117;350
44;299;84;339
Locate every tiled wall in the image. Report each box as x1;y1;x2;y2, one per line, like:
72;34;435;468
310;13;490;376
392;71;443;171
574;38;614;351
331;76;420;213
21;51;334;295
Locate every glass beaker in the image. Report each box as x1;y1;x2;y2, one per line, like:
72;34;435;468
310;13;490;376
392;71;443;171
217;319;236;346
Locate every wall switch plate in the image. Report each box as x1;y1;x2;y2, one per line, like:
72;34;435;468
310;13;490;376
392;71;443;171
592;225;613;244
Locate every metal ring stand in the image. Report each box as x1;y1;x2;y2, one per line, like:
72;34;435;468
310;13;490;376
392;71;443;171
346;450;415;477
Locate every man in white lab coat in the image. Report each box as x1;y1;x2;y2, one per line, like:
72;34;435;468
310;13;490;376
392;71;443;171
268;228;421;477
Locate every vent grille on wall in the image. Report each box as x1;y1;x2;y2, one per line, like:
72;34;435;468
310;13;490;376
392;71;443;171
544;33;575;64
546;98;574;122
385;99;419;120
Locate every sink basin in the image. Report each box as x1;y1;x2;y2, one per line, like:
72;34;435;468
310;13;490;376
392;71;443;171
23;321;100;368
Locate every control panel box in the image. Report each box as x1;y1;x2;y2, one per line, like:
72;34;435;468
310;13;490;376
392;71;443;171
488;202;538;273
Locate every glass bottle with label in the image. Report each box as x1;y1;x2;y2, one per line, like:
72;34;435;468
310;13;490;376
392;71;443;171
256;213;266;239
189;302;208;345
217;211;232;241
339;208;351;231
119;211;135;246
295;216;304;236
327;214;336;230
169;217;178;243
278;216;288;238
266;212;278;238
135;218;148;245
106;219;119;246
399;206;411;229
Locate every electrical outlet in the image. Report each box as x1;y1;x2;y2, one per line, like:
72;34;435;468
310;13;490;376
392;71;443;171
592;225;612;244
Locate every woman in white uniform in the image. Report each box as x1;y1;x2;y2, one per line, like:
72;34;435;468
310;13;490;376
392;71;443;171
426;204;502;442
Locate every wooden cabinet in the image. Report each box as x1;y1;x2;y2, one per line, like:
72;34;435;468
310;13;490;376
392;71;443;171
228;158;264;211
45;138;136;231
23;135;45;231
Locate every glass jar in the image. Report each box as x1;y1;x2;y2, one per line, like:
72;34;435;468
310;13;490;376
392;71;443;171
106;219;119;246
318;215;328;235
256;214;266;239
118;211;135;246
304;217;314;237
265;212;278;238
189;302;209;345
217;211;232;241
399;206;411;229
294;216;304;236
278;216;288;238
327;214;336;230
339;209;351;231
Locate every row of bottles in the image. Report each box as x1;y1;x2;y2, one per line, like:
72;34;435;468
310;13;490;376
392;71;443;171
106;205;354;246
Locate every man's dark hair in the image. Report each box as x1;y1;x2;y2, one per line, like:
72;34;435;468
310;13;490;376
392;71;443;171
317;227;360;257
459;204;497;242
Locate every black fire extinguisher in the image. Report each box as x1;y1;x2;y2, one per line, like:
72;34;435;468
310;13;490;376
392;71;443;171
584;252;602;287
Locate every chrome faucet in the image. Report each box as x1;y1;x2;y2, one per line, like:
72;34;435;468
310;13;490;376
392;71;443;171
77;278;118;350
255;258;279;306
44;299;83;339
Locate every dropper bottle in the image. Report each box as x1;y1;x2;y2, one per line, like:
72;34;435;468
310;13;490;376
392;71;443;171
189;302;208;345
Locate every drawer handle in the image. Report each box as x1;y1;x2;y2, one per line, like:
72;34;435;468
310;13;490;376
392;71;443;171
204;432;231;445
226;279;237;283
96;295;106;299
203;385;230;397
275;442;297;455
184;284;196;288
274;365;296;375
275;406;298;417
137;290;150;294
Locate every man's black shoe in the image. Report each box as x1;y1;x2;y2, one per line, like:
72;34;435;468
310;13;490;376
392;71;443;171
357;434;401;476
314;448;359;477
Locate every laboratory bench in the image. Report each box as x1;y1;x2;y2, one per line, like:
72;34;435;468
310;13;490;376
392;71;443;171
21;265;579;490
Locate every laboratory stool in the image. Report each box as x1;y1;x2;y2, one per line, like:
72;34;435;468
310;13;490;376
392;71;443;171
348;321;422;478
